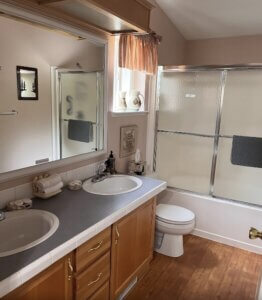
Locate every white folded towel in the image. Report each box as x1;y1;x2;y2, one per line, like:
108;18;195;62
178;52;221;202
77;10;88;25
41;181;63;194
36;174;62;191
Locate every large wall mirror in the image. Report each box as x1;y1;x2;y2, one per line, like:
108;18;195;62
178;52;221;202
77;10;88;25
0;15;106;175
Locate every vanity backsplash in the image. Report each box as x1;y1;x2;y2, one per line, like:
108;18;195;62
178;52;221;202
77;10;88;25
0;160;104;209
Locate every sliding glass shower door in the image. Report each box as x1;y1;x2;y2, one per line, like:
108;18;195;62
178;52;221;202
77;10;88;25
213;70;262;205
155;71;223;194
155;67;262;206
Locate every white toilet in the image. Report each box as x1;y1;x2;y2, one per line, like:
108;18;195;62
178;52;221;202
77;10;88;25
155;204;195;257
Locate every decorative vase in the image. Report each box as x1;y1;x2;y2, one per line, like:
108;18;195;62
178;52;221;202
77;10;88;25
126;90;144;111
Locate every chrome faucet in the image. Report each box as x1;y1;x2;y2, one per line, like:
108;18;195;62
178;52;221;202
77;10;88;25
0;210;5;221
97;163;106;176
91;163;108;183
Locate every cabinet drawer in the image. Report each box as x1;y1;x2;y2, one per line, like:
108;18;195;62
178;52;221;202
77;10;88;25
75;252;110;300
76;227;111;272
89;281;109;300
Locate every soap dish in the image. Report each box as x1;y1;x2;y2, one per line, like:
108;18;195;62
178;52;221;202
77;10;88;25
68;180;82;191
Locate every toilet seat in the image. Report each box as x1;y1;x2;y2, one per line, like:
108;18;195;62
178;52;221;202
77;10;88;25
156;204;195;225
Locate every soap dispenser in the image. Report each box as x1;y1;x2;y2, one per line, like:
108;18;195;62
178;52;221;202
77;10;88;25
134;149;141;163
105;151;116;174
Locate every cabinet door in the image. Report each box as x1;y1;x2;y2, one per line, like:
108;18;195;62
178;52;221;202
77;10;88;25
135;199;155;269
110;198;156;299
3;253;73;300
111;211;137;297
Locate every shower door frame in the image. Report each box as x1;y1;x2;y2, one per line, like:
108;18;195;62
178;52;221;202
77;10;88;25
154;64;262;204
51;67;104;160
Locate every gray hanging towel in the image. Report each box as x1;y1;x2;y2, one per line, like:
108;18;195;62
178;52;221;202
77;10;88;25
68;119;94;143
231;135;262;168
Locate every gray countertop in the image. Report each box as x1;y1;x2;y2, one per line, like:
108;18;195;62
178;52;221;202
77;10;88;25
0;175;166;282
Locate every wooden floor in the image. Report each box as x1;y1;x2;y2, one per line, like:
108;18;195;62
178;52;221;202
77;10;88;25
127;235;262;300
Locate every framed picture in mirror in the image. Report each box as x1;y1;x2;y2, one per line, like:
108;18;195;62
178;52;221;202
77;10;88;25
16;66;38;100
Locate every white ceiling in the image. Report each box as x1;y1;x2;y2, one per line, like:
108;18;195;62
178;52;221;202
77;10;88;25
156;0;262;40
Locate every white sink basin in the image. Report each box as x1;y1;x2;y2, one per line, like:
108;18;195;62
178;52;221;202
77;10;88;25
83;175;143;195
0;209;59;257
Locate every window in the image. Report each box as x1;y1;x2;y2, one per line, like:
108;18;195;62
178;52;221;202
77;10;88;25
113;36;151;113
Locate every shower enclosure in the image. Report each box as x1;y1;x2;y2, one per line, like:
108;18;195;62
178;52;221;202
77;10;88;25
52;69;104;161
155;65;262;206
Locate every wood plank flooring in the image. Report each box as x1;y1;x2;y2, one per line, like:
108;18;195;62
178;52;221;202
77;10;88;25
127;235;262;300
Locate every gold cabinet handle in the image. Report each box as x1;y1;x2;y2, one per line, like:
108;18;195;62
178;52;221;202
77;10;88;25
88;272;102;286
67;258;74;281
115;225;120;245
88;240;103;253
249;227;262;239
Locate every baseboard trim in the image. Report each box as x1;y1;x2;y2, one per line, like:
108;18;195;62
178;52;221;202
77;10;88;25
192;228;262;255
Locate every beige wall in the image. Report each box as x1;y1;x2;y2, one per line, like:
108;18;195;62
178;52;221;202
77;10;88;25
184;35;262;65
150;0;185;65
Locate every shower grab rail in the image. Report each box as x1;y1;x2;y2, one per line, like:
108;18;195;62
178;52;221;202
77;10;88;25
157;129;232;139
0;110;18;116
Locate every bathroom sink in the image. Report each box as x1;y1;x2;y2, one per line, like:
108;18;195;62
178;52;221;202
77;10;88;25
83;175;143;195
0;209;59;257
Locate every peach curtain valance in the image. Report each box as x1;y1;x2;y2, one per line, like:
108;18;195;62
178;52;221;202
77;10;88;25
118;34;159;75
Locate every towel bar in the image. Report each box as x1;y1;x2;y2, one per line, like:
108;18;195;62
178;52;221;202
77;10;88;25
0;110;18;116
63;119;96;124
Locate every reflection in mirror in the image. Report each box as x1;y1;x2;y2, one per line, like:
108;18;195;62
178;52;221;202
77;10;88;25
53;70;104;160
0;16;105;174
16;66;38;100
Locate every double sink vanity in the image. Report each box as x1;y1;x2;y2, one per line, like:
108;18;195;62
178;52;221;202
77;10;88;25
0;175;166;299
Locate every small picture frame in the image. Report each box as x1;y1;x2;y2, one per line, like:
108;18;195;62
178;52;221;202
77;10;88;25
120;125;138;158
16;66;38;100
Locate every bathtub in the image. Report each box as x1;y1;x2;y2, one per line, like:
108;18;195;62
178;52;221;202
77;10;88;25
157;187;262;254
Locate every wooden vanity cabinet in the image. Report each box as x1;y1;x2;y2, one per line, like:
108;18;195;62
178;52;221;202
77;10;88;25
2;253;74;300
110;198;156;299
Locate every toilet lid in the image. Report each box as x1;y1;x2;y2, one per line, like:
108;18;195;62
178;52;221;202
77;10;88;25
156;204;195;225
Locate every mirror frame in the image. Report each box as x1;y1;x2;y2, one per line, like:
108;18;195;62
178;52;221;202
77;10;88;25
16;66;39;100
0;3;108;183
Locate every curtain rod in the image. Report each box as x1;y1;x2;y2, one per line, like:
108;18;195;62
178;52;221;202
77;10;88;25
112;31;162;42
112;31;150;36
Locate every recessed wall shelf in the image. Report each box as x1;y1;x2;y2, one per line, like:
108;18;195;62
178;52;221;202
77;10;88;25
111;111;149;117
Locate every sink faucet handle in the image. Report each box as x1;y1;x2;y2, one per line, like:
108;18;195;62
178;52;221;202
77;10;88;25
97;163;106;175
0;210;5;221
